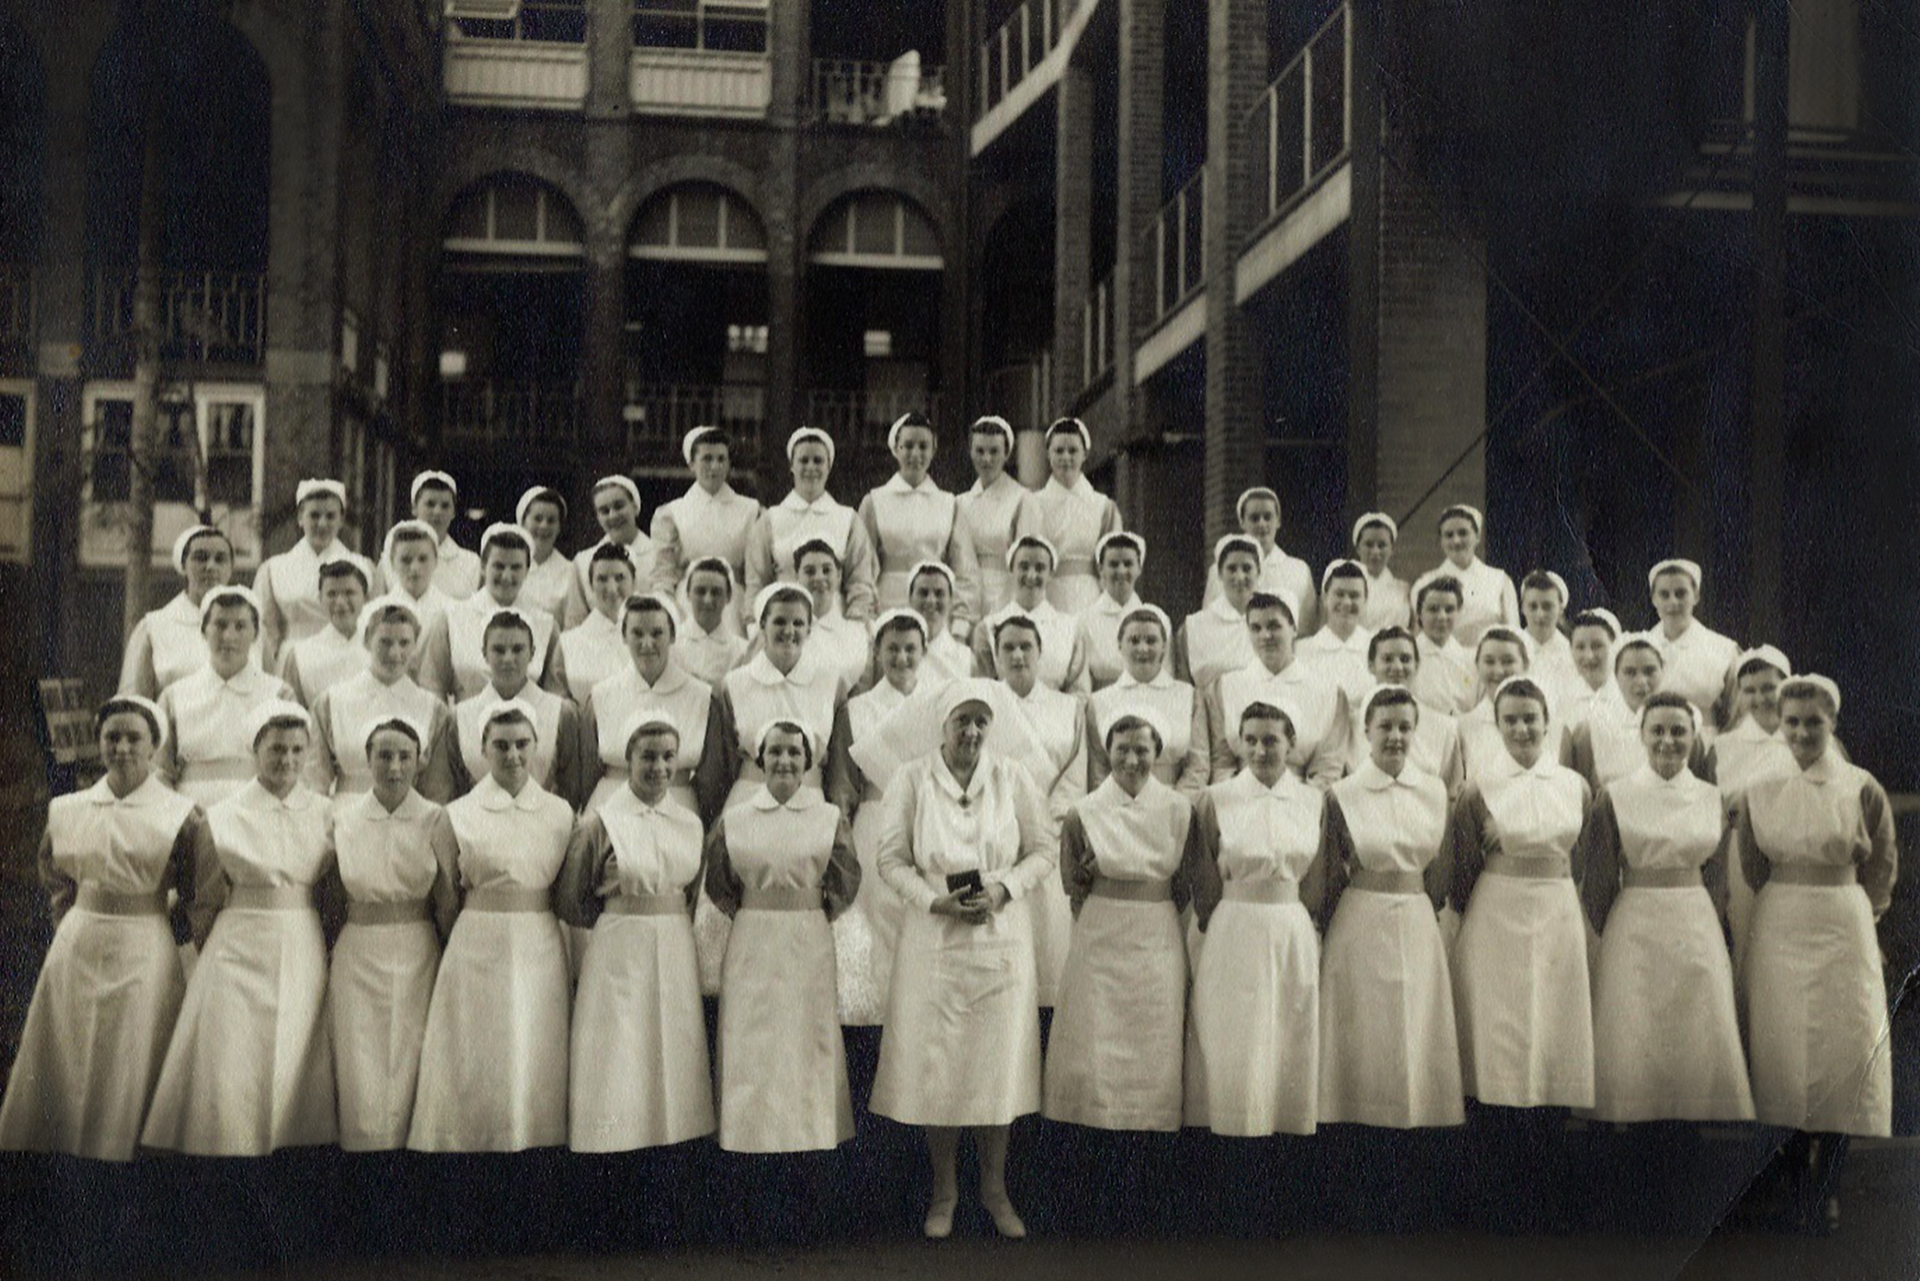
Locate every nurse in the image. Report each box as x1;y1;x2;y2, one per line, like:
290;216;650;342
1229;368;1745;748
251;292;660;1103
557;712;715;1153
1078;531;1153;690
142;701;337;1156
649;426;762;634
1565;636;1705;790
448;610;587;807
322;716;458;1152
563;475;656;630
556;544;637;703
972;535;1089;692
1457;627;1564;785
991;613;1087;1007
1173;535;1260;691
744;427;880;622
677;557;749;689
1344;626;1466;796
871;680;1057;1240
1410;505;1518;649
395;470;480;600
906;561;976;682
1561;607;1624;730
514;486;575;620
368;521;452;642
717;585;853;817
1296;559;1374;703
1201;487;1319;634
1317;685;1463;1131
1645;559;1741;733
1707;646;1798;962
1205;590;1350;788
1046;712;1204;1137
1016;417;1122;614
119;525;236;699
1408;576;1477;716
409;700;575;1153
1351;512;1411;632
154;586;298;808
0;696;214;1160
705;720;860;1154
305;600;456;806
1518;571;1581;712
1187;701;1325;1138
794;539;873;696
859;411;982;632
418;523;566;701
279;559;370;707
1736;675;1898;1227
254;477;374;670
1087;605;1210;800
1578;692;1752;1125
954;415;1029;616
1444;676;1592;1227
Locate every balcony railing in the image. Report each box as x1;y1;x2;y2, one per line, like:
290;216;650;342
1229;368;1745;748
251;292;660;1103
89;270;266;366
630;47;771;117
0;265;31;353
1147;171;1205;325
441;378;581;445
1081;272;1114;391
624;382;765;458
804;389;941;451
445;34;589;109
812;57;947;127
977;0;1083;118
1246;3;1350;232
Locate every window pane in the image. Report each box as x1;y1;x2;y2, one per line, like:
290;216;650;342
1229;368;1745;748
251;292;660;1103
675;188;722;248
0;392;25;449
725;200;766;252
852;194;896;256
704;17;766;52
808;205;852;257
91;399;132;503
205;401;256;508
634;198;673;247
901;204;940;259
492;184;540;242
155;401;195;504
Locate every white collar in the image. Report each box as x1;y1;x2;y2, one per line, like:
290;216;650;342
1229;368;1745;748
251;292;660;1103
210;663;270;695
747;783;820;812
966;472;1020;497
1798;750;1843;785
930;751;990;803
1237;768;1307;800
1116;668;1176;691
1094;774;1164;808
237;779;318;812
744;650;820;688
685;481;737;507
1354;759;1427;792
1089;592;1142;616
473;774;549;812
1487;749;1559;781
1044;475;1099;502
1205;596;1244;624
605;785;684;818
355;789;431;822
779;490;839;515
160;592;201;623
86;773;169;807
575;610;620;637
880;473;941;496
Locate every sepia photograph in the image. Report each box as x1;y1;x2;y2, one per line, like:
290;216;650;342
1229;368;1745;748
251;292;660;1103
0;0;1915;1277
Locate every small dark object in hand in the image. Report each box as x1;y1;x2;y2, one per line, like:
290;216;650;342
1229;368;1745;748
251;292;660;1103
946;870;984;895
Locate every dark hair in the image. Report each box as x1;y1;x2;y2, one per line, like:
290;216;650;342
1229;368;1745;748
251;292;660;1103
482;609;536;645
686;557;734;595
1640;691;1695;721
1215;538;1261;573
1118;607;1169;639
687;428;732;456
318;559;370;592
792;538;840;570
1415;576;1463;612
387;523;436;549
521;487;568;521
482;707;536;740
622;594;678;637
481;527;532;564
1105;713;1164;756
1736;654;1786;681
1323;561;1367;590
755;719;815;771
875;612;928;645
1613;637;1661;672
1570;609;1618;638
252;713;312;749
201;591;261;631
1367;625;1419;666
414;476;455;497
1238;699;1297;742
992;613;1045;650
1519;570;1562;598
1245;591;1295;627
1475;627;1530;662
363;716;423;753
1362;686;1420;727
589;542;636;572
95;697;161;744
1045;416;1086;441
180;527;234;561
1097;534;1145;565
891;411;934;437
367;604;423;636
1492;677;1551;720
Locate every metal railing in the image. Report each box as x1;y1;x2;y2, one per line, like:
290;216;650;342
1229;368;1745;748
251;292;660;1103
89;270;267;366
1081;272;1114;390
0;265;31;351
1246;3;1350;232
450;0;586;42
803;389;941;450
441;378;581;445
624;382;765;457
1148;170;1205;324
811;58;947;126
977;0;1081;117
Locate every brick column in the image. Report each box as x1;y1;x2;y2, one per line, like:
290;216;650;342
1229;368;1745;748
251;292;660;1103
760;0;808;491
578;228;627;506
1110;0;1162;449
585;0;634;120
1201;0;1268;546
1052;61;1094;415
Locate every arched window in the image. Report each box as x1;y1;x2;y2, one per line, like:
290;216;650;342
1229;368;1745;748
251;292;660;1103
629;183;767;264
443;176;584;262
807;191;942;269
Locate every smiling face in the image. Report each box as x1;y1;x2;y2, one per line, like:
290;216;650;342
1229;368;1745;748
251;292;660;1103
1651;570;1698;633
942;702;991;773
1571;623;1613;685
589;559;636;618
789;441;832;498
691;441;731;492
482;624;533;691
367;619;418;681
1417;589;1459;644
760;727;810;795
1355;524;1394;576
1046;431;1086;483
1366;701;1418;775
994;621;1042;692
520;497;563;552
622;607;673;677
877;626;925;691
1495;691;1549;765
909;571;952;626
1615;646;1663;710
1439;515;1478;567
1640;705;1695;779
1219;550;1260;606
253;724;310;794
1239;496;1280;548
320;574;368;635
390;535;438;596
1475;637;1528;694
686;567;731;629
99;711;156;788
1109;725;1161;790
796;551;841;614
1011;545;1052;605
1240;715;1292;786
762;599;812;668
203;601;259;675
1120;618;1167;681
891;424;936;484
411;486;456;539
482;545;529;604
1779;694;1835;769
366;727;421;797
180;534;234;602
1738;665;1786;732
298;495;344;550
970;431;1008;483
1098;544;1141;604
1247;604;1295;671
594;485;640;540
1323;576;1366;631
1370;636;1419;685
627;728;680;804
483;717;536;791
